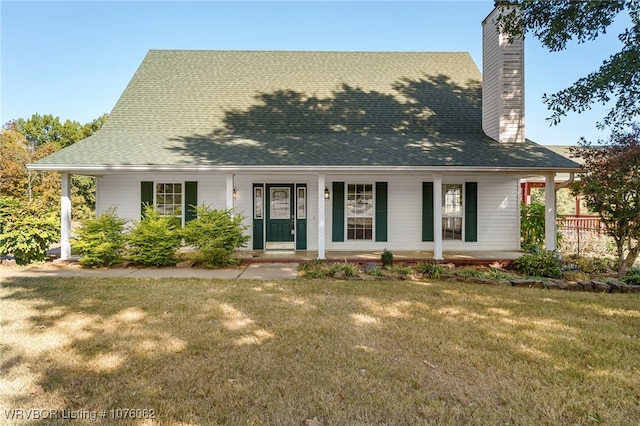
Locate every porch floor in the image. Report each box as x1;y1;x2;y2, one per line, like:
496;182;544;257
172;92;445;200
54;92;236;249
236;250;523;267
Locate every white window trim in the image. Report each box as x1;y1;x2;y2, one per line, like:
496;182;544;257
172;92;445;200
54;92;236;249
442;183;464;241
346;182;375;241
155;181;184;225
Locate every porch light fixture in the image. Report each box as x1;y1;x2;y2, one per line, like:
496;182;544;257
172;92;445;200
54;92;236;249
233;188;238;200
324;187;330;199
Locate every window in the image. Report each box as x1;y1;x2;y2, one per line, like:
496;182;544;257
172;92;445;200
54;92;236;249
297;187;306;219
442;184;462;240
156;183;182;217
254;187;264;219
347;184;373;240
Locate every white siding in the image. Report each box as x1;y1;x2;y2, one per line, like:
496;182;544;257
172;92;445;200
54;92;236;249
96;173;226;222
95;172;520;253
325;173;520;252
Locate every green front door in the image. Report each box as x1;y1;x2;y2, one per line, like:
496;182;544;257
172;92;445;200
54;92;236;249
266;185;295;249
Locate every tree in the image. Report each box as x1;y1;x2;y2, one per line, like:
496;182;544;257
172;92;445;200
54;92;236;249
495;0;639;130
2;113;107;217
15;113;107;150
570;125;640;276
0;123;29;198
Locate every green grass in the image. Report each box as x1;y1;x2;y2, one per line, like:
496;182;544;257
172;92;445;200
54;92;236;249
1;276;639;425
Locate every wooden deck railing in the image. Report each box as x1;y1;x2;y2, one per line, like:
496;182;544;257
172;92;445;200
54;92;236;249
558;215;606;234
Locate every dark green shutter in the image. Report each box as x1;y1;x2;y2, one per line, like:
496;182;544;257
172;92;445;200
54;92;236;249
422;182;434;242
375;182;388;242
465;182;478;242
332;182;345;242
184;181;198;223
141;181;154;218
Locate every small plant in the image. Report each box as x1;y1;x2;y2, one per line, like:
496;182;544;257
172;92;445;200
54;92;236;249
387;264;412;275
330;262;360;277
482;268;517;281
181;204;250;267
452;267;484;279
513;250;563;278
381;249;393;267
414;262;446;279
127;206;182;267
366;266;385;277
298;261;330;279
72;206;127;267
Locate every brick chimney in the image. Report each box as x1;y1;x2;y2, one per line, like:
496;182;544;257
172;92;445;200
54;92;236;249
482;3;525;143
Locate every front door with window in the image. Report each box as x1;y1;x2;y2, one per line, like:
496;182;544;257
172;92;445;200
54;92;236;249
266;184;295;249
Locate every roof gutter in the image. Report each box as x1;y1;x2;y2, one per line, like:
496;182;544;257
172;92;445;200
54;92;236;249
26;164;583;174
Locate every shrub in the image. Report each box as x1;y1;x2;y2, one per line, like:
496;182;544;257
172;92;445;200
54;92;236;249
181;204;250;267
381;249;393;267
513;250;563;278
127;206;182;266
414;262;446;279
0;197;59;265
575;256;614;274
387;264;413;275
520;202;562;252
622;266;640;286
72;207;127;267
298;261;330;279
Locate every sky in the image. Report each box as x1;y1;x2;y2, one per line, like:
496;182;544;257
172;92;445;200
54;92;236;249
0;1;630;145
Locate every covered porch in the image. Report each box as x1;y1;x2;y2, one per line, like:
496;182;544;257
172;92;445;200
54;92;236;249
237;249;523;267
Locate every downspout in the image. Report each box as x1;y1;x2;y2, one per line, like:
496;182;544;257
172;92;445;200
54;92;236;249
555;173;575;191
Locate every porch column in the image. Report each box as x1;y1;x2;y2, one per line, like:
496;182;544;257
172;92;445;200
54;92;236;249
545;174;557;251
433;174;443;260
317;173;326;260
60;173;72;260
226;173;235;210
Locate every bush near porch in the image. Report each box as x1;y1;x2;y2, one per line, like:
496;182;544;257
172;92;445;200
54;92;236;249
69;205;249;268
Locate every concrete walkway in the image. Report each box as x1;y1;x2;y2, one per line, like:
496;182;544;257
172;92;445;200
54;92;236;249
0;263;300;280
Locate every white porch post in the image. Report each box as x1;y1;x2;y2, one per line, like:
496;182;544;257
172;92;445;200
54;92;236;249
433;174;443;260
317;173;326;260
60;173;72;260
226;173;235;210
545;174;557;251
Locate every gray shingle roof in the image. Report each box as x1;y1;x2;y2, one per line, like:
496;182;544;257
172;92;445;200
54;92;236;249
33;50;579;171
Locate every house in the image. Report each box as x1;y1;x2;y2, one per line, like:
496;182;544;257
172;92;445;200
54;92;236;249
30;5;580;261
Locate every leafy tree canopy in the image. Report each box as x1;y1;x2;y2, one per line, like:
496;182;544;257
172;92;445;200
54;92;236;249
496;0;639;130
1;113;107;217
570;125;640;276
14;113;107;150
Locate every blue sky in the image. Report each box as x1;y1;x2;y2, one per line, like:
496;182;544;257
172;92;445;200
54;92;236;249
0;1;629;145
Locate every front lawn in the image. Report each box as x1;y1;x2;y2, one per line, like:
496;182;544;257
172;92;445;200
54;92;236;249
1;277;639;425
